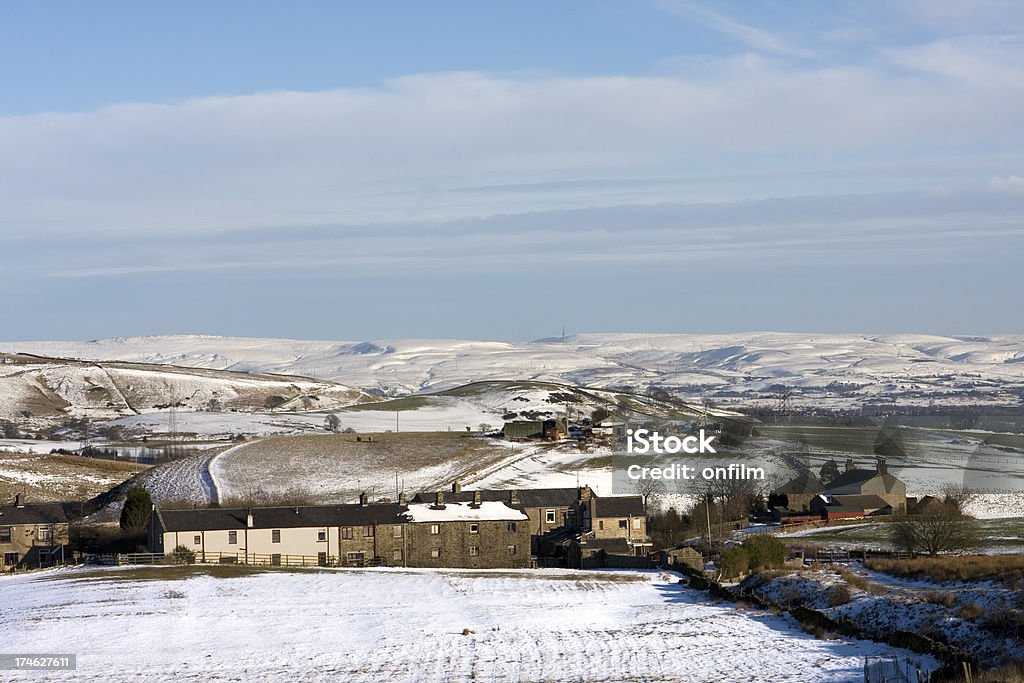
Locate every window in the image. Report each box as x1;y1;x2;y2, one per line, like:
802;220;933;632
271;529;281;543
507;545;517;556
0;527;11;543
193;534;202;545
507;522;517;532
545;509;556;524
392;525;403;538
363;526;374;538
469;523;479;534
430;524;440;535
430;547;441;559
38;526;53;543
598;521;604;531
633;518;641;530
342;527;353;540
317;529;327;542
271;554;281;566
618;520;628;529
392;549;403;562
469;546;480;556
228;530;237;544
346;552;365;565
3;552;18;566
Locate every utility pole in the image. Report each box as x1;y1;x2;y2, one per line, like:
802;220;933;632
395;410;399;433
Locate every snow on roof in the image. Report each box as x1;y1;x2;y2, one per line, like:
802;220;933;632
403;501;528;523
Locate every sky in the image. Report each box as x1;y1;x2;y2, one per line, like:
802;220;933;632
2;1;1022;342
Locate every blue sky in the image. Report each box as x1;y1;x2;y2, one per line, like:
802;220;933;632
2;1;1022;341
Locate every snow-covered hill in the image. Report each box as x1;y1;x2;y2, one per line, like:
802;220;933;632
0;354;375;429
6;333;1024;409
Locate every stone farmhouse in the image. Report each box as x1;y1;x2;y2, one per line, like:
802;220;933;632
412;484;651;563
0;495;72;571
770;458;908;523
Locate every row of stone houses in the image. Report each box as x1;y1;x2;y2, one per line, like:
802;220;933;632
0;495;72;570
149;485;650;569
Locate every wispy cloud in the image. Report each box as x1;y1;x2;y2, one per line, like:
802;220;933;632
653;0;813;58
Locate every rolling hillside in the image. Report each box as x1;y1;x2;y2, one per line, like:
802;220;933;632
0;353;376;431
6;333;1024;409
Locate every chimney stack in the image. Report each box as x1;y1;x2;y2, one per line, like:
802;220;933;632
359;492;369;507
398;492;407;506
578;485;593;502
14;493;24;508
472;490;482;507
434;491;445;508
845;458;855;473
246;510;254;528
876;458;888;476
509;490;519;506
452;481;462;494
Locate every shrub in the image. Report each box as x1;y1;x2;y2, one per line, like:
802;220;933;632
957;603;985;620
119;486;153;531
172;545;196;565
742;535;786;570
981;608;1024;641
827;584;853;606
923;590;957;607
719;547;750;579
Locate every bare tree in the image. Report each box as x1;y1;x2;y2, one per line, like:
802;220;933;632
890;503;980;556
324;413;341;433
632;477;666;512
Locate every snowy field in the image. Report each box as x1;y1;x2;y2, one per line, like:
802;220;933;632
0;567;937;682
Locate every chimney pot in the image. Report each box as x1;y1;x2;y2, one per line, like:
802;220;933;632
845;458;855;473
876;458;888;476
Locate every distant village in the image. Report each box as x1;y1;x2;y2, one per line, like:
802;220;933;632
2;412;937;573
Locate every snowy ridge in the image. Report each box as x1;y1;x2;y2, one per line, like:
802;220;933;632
6;332;1024;407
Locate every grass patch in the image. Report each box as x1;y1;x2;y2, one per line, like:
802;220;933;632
867;554;1024;584
49;564;326;582
338;396;433;412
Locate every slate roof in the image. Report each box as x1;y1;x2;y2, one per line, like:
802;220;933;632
831;494;892;511
594;496;645;518
0;503;71;526
824;469;904;494
824;505;866;514
156;504;408;532
411;488;580;509
776;471;825;495
403;501;527;523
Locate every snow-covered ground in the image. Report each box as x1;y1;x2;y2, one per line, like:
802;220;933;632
0;567;938;682
745;567;1022;667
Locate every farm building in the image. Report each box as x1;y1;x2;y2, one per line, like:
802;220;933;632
0;495;72;571
821;458;906;514
401;493;530;569
501;419;566;441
